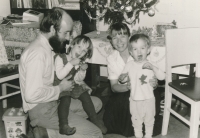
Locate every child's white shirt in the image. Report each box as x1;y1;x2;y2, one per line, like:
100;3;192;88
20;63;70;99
54;55;86;84
122;60;165;100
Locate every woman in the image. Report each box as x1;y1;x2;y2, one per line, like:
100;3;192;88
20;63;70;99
103;22;162;137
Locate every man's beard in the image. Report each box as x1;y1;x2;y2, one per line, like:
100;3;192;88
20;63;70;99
49;34;69;54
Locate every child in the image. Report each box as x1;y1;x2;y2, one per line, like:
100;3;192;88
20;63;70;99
53;35;107;135
118;34;165;138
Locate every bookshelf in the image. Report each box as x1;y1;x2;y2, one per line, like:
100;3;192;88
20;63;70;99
9;0;96;34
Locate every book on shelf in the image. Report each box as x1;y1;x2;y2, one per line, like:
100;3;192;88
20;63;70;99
31;0;49;9
11;0;51;9
11;0;79;9
48;0;52;9
63;0;80;2
22;0;32;8
17;0;23;8
58;2;80;10
11;0;18;8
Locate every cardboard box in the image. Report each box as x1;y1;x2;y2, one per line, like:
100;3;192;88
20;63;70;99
23;10;44;23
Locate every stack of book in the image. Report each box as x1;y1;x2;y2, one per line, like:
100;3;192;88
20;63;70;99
1;14;24;26
10;0;80;10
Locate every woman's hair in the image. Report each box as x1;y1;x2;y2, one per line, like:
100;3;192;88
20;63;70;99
128;34;151;51
107;22;130;40
40;7;66;33
66;35;93;61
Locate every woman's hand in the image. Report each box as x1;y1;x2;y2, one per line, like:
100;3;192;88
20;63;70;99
118;73;128;84
118;73;131;90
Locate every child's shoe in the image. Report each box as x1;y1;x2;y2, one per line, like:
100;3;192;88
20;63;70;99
90;118;107;134
59;124;76;135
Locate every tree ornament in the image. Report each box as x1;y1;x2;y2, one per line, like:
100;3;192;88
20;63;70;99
136;0;143;7
99;0;105;5
115;2;121;9
137;0;142;4
88;0;92;6
120;5;125;10
125;5;133;12
117;0;122;4
148;8;155;16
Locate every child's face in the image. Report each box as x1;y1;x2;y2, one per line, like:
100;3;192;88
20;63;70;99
130;38;150;63
71;40;89;59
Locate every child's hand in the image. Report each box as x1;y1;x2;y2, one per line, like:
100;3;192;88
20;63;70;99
80;63;88;71
81;83;92;95
142;62;153;70
118;73;129;84
70;58;81;66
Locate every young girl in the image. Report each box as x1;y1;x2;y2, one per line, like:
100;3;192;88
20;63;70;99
53;35;107;135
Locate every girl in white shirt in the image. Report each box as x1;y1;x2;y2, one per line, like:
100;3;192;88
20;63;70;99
53;35;107;135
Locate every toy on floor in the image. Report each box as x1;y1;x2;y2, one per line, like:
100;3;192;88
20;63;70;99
2;107;28;138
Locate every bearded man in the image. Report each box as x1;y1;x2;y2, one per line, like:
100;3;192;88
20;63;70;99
19;7;103;138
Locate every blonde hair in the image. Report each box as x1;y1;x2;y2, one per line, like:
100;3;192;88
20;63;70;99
128;34;151;51
66;35;93;61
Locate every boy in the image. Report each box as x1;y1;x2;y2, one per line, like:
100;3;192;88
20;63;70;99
119;34;165;138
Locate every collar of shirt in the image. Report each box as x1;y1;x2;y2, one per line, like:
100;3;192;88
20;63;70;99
40;33;55;56
116;50;134;65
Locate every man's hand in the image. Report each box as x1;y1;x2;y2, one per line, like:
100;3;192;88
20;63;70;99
149;75;158;89
81;83;92;95
80;63;88;71
59;75;75;92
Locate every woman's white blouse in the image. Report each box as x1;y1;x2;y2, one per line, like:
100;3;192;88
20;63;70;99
107;50;133;80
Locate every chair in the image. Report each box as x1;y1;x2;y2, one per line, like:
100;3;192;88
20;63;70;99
162;27;200;138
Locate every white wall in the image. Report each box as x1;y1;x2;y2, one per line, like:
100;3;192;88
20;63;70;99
0;0;10;18
135;0;200;28
99;0;200;30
